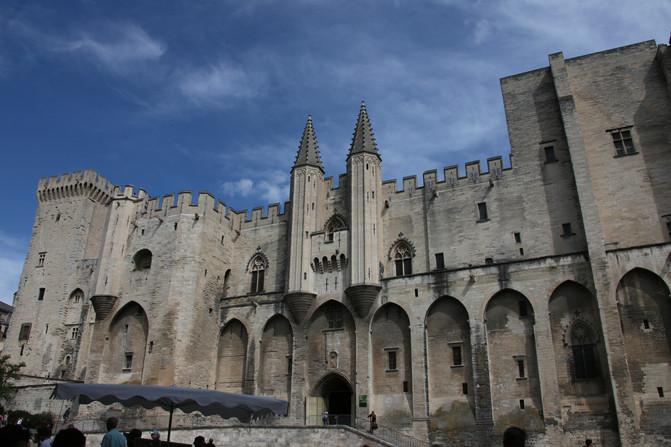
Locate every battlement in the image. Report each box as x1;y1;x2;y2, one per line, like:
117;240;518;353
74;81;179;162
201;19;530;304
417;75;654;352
37;169;115;204
381;155;511;194
142;191;232;224
229;202;288;230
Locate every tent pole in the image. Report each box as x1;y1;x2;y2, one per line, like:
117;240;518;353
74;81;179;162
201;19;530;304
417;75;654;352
167;404;174;445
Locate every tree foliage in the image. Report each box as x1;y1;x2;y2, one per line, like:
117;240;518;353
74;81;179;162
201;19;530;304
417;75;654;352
0;354;25;402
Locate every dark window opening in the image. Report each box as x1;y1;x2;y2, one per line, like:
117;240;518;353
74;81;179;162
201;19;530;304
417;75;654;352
141;229;145;236
544;146;557;163
514;232;522;243
250;256;266;293
658;387;665;398
149;341;154;353
327;309;343;329
519;300;528;317
666;221;671;238
38;288;45;301
517;359;526;378
519;248;524;256
20;345;25;356
414;289;418;297
403;381;409;393
519;399;525;409
435;253;445;270
485;257;494;265
133;249;153;270
572;344;598;379
174;222;178;230
610;128;636;156
124;352;133;371
561;223;574;237
452;346;463;366
37;252;46;267
643;319;650;329
19;323;31;341
477;202;488;221
462;383;468;395
387;351;397;371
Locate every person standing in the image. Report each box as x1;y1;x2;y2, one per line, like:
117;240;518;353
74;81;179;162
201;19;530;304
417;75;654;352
321;410;329;426
367;410;377;434
101;417;127;447
37;426;53;447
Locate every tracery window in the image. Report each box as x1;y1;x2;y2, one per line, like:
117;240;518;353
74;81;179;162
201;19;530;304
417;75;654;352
324;215;346;243
249;255;266;294
394;242;413;277
69;288;84;303
570;321;599;380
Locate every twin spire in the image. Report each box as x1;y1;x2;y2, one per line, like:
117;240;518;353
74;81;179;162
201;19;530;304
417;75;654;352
293;102;380;172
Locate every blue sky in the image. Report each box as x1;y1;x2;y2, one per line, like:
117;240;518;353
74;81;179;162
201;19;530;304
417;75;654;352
0;0;669;303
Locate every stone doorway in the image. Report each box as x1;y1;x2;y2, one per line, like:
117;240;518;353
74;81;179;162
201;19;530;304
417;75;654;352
317;373;353;426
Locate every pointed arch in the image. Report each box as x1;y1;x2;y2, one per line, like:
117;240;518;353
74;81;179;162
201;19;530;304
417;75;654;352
259;315;293;400
485;289;543;433
101;301;148;384
222;269;231;297
247;252;268;294
616;268;671;397
388;236;416;277
425;296;475;436
370;303;412;427
69;288;84;303
216;319;249;392
307;300;356;391
324;214;347;242
549;281;608;397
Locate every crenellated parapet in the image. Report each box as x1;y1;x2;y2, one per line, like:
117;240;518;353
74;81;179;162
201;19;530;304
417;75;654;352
37;169;115;204
381;155;511;197
142;191;233;225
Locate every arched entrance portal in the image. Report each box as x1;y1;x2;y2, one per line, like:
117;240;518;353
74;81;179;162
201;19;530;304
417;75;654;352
313;374;353;426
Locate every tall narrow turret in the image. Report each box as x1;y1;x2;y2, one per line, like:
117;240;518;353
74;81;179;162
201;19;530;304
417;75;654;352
285;116;324;322
345;102;383;317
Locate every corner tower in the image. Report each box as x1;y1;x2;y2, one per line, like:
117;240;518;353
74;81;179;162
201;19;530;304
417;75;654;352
285;116;324;323
345;102;383;317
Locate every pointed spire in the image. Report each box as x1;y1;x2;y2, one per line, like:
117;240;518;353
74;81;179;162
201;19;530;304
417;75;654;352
348;101;380;158
293;115;324;173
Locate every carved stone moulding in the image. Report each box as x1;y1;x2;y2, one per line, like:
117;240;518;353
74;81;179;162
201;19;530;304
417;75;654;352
90;295;118;321
345;284;382;318
284;291;317;323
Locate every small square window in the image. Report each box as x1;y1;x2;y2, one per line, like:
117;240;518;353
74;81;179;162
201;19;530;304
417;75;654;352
477;202;488;221
435;253;445;270
610;128;636;156
38;288;45;301
19;323;32;341
387;350;398;371
544;146;557;163
485;257;494;265
514;232;522;243
37;252;46;267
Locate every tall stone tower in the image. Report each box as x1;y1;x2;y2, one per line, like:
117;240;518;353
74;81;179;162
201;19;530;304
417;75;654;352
345;102;383;317
285;116;325;322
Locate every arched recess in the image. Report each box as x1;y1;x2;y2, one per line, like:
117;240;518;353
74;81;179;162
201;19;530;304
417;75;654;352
616;269;671;397
259;315;293;400
485;290;543;433
101;302;148;384
549;282;610;398
216;319;249;393
324;214;347;243
64;288;86;325
222;269;231;297
426;297;475;437
306;301;356;423
371;303;413;427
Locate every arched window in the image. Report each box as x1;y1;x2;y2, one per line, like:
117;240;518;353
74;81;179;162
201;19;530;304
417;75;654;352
133;249;152;270
570;321;599;380
394;242;413;277
223;269;231;297
249;255;267;294
324;215;346;243
69;288;84;303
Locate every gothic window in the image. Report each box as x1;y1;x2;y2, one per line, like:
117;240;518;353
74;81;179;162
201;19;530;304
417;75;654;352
570;321;599;380
249;255;267;294
133;249;152;270
324;215;346;243
18;323;31;341
387;350;398;371
124;352;133;371
70;326;80;340
327;308;343;329
394;242;413;277
37;252;46;268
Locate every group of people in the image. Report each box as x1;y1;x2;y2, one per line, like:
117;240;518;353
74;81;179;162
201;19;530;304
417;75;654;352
102;417;216;447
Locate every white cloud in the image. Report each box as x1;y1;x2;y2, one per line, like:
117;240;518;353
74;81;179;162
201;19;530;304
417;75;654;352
57;23;165;73
222;178;254;197
177;62;264;107
0;230;26;305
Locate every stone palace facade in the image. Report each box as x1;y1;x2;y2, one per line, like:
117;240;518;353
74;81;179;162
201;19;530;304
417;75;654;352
4;40;671;446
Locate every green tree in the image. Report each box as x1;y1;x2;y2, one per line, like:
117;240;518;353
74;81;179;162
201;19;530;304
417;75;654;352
0;354;25;402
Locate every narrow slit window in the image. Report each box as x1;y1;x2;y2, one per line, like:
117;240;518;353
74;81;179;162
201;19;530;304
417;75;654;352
462;382;468;395
519;399;525;409
435;253;445;270
387;351;397;371
477;202;488;221
37;252;46;267
38;288;45;301
514;232;522;243
517;359;526;378
403;380;409;393
544;146;557;163
452;346;463;366
658;387;665;398
124;352;133;370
